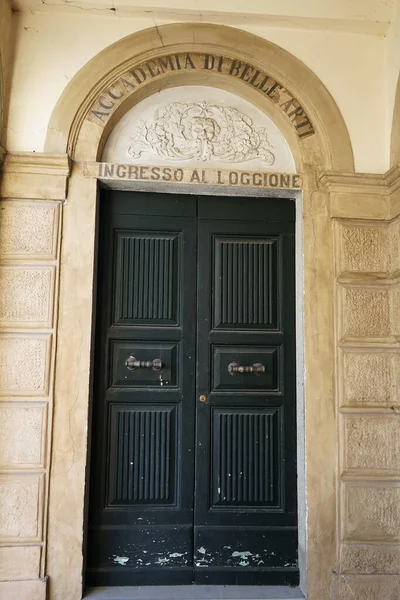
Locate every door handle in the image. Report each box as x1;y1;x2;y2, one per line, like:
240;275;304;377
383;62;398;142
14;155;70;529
228;362;265;375
125;356;163;372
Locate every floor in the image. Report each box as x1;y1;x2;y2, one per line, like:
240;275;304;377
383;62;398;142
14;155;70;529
84;586;305;600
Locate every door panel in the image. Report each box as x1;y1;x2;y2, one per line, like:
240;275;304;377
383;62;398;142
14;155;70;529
212;346;281;392
107;404;177;505
87;192;298;587
113;231;180;325
86;192;197;586
213;236;279;330
194;198;297;585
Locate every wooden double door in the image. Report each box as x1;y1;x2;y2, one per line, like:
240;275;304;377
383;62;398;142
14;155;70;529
87;191;298;587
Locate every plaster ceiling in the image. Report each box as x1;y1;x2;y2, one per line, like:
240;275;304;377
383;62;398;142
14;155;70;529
10;0;394;36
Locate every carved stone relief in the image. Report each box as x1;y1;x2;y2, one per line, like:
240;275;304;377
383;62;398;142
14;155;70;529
102;86;296;172
127;102;275;165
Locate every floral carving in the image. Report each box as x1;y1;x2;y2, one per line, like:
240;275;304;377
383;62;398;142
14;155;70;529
127;102;275;165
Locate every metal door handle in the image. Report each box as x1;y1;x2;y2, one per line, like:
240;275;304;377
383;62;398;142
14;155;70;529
228;362;265;375
125;357;163;372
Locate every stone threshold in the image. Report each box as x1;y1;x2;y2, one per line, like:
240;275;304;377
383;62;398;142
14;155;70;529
83;586;304;600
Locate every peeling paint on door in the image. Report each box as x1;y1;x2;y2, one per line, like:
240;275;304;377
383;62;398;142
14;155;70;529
113;556;129;566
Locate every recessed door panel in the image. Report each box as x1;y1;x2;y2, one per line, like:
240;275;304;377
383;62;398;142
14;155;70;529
211;407;281;508
110;341;178;388
213;236;279;330
113;231;180;326
107;404;177;506
212;345;281;392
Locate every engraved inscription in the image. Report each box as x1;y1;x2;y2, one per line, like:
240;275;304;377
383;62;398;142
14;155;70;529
88;52;315;140
89;163;302;190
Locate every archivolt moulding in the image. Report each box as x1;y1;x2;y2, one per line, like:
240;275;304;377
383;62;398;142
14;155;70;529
45;23;354;173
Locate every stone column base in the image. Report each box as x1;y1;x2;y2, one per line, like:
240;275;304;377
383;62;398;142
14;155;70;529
0;577;47;600
331;573;400;600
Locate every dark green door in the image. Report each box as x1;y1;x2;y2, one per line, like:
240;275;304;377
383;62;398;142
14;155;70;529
86;191;298;587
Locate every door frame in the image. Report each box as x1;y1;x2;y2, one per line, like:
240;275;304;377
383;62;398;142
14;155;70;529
82;182;306;592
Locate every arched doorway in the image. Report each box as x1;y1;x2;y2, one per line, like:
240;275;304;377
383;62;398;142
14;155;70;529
44;23;354;600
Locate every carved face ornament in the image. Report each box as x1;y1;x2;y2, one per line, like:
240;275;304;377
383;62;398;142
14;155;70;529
128;101;275;166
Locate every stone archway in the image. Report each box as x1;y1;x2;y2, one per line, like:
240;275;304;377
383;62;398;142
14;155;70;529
391;73;400;168
0;61;4;163
44;23;356;600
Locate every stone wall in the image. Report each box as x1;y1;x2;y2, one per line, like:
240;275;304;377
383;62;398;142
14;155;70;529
0;153;69;600
324;170;400;599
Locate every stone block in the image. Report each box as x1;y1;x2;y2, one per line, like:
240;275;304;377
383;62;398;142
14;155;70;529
390;285;400;337
0;545;41;580
341;287;390;339
389;217;400;271
338;223;390;274
340;542;400;574
0;334;51;396
0;474;44;541
0;266;55;328
332;574;400;600
0;578;47;600
341;350;400;408
0;200;59;260
343;483;400;541
0;403;46;468
343;415;400;475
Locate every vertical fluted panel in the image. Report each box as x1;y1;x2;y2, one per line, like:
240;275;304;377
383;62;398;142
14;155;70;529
214;411;276;505
216;239;275;327
117;234;177;321
110;408;173;503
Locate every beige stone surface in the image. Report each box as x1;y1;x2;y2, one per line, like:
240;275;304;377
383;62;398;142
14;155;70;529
0;334;51;396
0;0;12;147
331;192;391;220
0;545;41;580
389;217;400;273
0;474;43;541
322;170;400;220
0;266;54;328
338;222;390;274
391;76;400;168
341;351;400;407
389;285;400;338
0;403;46;467
47;167;97;600
342;415;400;475
0;201;59;260
332;574;400;600
0;578;46;600
340;542;400;574
0;153;70;200
344;483;400;541
341;286;391;339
